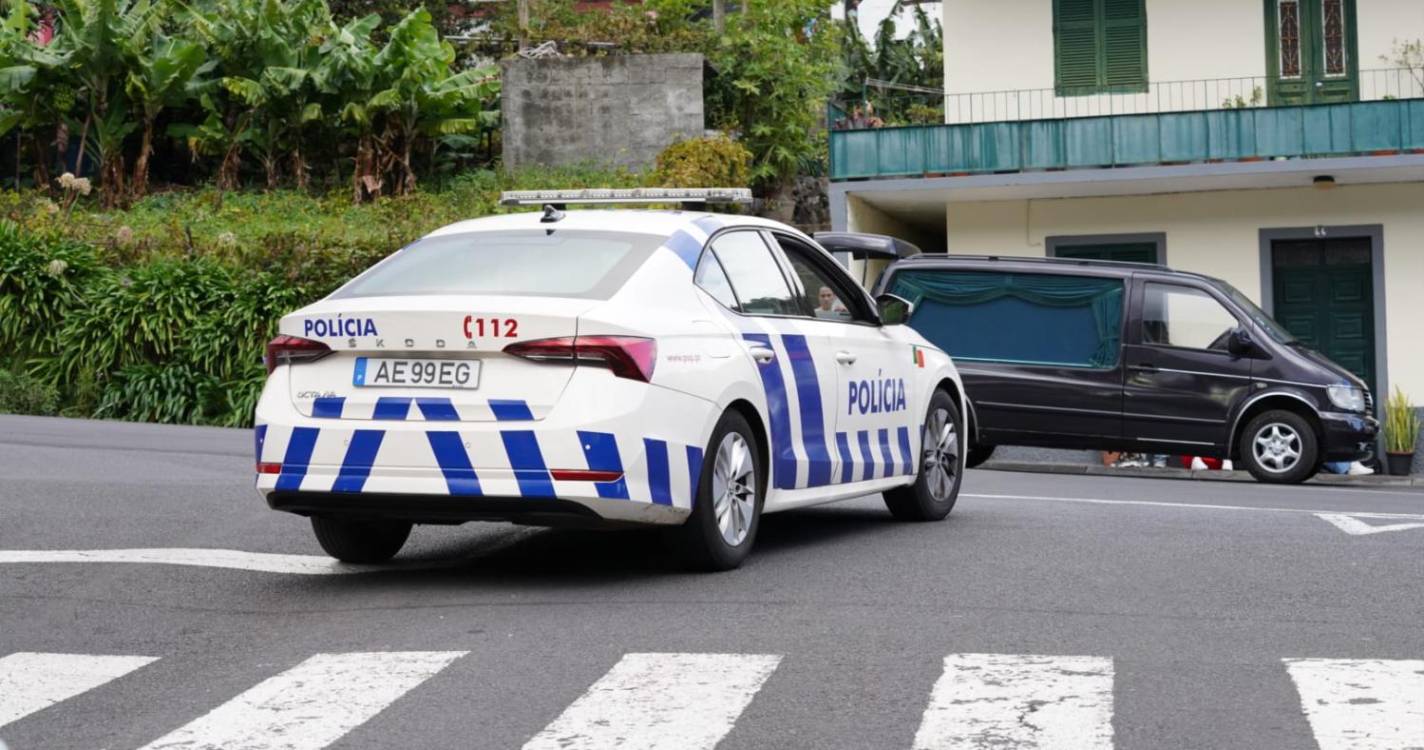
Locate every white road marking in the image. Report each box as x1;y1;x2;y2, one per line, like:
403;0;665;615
1315;513;1424;536
0;652;157;728
1285;658;1424;750
136;651;464;750
913;653;1114;750
965;493;1424;522
0;548;409;575
522;652;781;750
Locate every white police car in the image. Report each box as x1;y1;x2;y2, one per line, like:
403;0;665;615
254;188;968;570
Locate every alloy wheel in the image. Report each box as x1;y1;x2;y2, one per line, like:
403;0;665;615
711;432;756;546
921;407;960;501
1253;423;1302;473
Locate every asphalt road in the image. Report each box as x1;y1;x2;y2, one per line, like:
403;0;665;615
1;414;1422;750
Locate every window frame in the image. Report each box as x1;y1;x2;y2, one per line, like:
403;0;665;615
765;230;881;327
694;228;804;320
1052;0;1149;97
1134;279;1246;355
1047;232;1167;265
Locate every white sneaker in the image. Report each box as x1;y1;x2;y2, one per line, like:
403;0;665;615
1347;461;1374;476
1222;460;1233;471
1190;457;1208;470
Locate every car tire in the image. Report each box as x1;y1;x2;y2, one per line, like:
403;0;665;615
884;389;964;521
1239;410;1319;484
310;516;412;563
677;410;764;572
965;443;995;469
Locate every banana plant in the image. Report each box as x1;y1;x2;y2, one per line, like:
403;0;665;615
125;33;211;197
0;0;73;189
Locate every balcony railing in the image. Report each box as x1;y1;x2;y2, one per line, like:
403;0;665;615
937;68;1424;125
829;69;1424;181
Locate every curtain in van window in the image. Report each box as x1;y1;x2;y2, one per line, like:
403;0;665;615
889;270;1124;368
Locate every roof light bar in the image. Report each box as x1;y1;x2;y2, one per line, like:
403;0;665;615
499;187;753;207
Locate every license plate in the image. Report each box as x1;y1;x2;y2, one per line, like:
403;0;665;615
354;358;480;389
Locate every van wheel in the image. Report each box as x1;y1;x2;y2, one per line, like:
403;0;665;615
884;389;963;521
1239;410;1319;484
677;410;764;571
966;443;995;468
311;516;412;563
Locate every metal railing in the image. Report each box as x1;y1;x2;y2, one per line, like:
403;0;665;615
939;68;1424;125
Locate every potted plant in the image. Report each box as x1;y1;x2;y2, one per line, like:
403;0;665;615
1383;387;1420;476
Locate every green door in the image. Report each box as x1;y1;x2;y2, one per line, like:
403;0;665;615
1054;242;1160;264
1265;0;1358;105
1271;238;1376;392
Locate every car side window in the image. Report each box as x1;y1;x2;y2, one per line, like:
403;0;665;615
708;231;800;316
1142;283;1240;351
693;250;739;309
774;236;861;323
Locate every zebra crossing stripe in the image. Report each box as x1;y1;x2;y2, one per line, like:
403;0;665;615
0;652;157;728
522;652;781;750
913;653;1114;750
1285;658;1424;750
136;651;464;750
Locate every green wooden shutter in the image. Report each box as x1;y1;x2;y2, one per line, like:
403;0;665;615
1055;0;1101;94
1102;0;1147;91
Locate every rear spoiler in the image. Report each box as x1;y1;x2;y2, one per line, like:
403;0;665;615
813;232;922;260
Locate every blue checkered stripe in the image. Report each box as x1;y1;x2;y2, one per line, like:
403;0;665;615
259;399;706;508
660;214;725;270
744;333;918;490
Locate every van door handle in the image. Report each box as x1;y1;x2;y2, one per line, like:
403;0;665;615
835;351;857;365
747;345;776;364
1130;363;1159;373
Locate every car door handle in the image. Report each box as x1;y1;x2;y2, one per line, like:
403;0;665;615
747;345;776;364
835;351;857;365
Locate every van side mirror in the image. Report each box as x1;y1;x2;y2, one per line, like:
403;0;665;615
875;293;914;326
1227;327;1260;358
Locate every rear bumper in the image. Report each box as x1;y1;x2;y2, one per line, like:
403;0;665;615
268;491;623;528
1319;411;1379;461
253;368;717;526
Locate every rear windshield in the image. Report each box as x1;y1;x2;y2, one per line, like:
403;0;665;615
889;269;1125;368
332;230;664;300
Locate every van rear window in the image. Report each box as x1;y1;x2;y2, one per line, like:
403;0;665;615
889;270;1124;368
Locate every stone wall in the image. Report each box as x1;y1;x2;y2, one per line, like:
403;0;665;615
501;53;705;171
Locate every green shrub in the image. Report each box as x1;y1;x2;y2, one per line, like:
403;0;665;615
0;221;103;358
654;135;753;189
0;367;61;416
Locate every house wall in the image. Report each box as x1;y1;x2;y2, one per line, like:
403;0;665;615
941;0;1423;122
942;182;1424;398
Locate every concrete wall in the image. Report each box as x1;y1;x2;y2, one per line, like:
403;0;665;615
501;54;705;171
941;0;1423;122
941;182;1424;400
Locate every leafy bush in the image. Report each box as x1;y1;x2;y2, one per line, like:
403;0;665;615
0;221;103;358
0;367;60;416
654;135;753;189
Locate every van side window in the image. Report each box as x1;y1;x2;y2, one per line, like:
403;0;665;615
886;269;1124;368
708;231;800;316
1141;283;1239;351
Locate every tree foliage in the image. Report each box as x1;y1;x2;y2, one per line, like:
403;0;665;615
837;1;944;125
0;0;499;203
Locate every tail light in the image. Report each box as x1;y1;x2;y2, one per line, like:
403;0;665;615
504;336;657;382
265;334;332;375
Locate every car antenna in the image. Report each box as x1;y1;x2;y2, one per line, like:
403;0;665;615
541;204;566;223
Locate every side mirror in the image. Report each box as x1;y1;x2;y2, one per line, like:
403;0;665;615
1227;327;1258;358
875;293;914;326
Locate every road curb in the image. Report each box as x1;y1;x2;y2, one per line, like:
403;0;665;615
981;461;1424;489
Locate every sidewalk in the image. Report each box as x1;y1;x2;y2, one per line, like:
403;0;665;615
981;460;1424;488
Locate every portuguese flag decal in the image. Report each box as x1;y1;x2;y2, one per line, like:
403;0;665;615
911;345;926;368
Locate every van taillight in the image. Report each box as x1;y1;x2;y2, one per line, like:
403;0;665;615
504;336;657;382
264;335;332;375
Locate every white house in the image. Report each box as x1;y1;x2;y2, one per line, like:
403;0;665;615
829;0;1424;411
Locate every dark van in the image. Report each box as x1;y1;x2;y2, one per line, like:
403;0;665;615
875;256;1379;484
